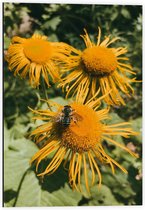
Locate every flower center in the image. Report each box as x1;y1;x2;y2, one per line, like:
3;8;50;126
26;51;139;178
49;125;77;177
81;46;118;76
23;38;53;64
55;103;103;153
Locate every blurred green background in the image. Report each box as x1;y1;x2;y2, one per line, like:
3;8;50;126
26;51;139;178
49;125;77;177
4;3;142;207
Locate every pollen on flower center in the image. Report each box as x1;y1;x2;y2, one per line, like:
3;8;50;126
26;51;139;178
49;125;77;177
81;46;118;76
23;38;53;63
55;103;103;153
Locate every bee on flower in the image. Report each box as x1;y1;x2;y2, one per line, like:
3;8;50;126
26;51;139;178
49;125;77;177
29;93;138;193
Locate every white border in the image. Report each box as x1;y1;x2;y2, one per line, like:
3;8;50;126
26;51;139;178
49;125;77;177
0;0;144;209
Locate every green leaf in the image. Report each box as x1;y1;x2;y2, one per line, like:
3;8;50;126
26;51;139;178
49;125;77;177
4;123;12;152
103;170;135;200
42;16;61;30
15;171;41;207
4;150;30;192
4;198;16;207
13;176;82;206
4;81;9;91
4;138;38;191
87;185;122;205
4;36;11;49
110;11;118;21
41;183;82;206
9;138;38;158
130;117;142;142
105;112;124;124
51;97;68;106
48;33;58;42
121;8;131;19
9;114;34;139
5;114;34;141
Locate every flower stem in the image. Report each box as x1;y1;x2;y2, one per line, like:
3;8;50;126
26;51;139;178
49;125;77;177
41;77;52;111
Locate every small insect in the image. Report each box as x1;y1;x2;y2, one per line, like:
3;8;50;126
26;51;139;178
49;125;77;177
55;105;82;127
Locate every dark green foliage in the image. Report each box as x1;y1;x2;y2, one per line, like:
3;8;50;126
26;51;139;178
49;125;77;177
4;3;142;206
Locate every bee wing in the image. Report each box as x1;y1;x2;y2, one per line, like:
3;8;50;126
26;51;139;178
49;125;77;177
73;113;83;122
53;112;63;123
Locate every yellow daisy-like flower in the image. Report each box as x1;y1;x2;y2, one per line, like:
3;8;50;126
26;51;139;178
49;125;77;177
58;28;137;105
7;34;70;87
29;95;138;192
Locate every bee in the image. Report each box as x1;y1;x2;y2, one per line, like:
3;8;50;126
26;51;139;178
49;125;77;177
55;105;82;127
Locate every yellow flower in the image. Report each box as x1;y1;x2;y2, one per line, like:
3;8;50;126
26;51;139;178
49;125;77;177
29;95;138;193
7;34;70;87
58;28;137;105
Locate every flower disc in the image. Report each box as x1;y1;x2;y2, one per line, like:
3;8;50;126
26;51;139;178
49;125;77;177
81;46;118;76
23;38;53;64
57;103;103;153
